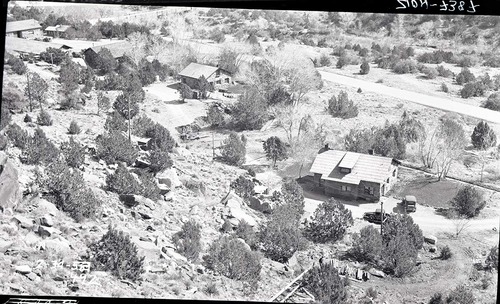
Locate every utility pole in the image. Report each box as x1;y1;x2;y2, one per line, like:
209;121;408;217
212;131;215;161
26;73;33;112
127;95;131;143
49;53;54;65
380;200;384;236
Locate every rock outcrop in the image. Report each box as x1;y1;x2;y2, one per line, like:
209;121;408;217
0;152;22;213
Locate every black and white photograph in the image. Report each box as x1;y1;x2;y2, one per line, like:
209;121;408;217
0;1;499;303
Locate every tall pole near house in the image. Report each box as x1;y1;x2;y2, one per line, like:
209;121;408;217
26;73;33;112
380;200;384;236
212;131;215;161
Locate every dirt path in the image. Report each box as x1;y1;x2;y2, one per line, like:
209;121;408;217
318;70;500;124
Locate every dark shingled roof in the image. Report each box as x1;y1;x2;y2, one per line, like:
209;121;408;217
310;150;398;185
6;19;42;33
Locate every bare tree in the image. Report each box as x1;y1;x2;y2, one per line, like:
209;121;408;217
146;35;168;61
25;72;48;111
452;213;472;238
126;32;148;65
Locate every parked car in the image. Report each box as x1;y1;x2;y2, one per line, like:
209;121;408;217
363;209;391;225
401;195;417;213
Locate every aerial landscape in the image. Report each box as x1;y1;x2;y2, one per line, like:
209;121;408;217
0;2;499;304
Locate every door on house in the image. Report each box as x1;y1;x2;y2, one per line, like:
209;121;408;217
381;184;385;196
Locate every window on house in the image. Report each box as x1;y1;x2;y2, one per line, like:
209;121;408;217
225;78;230;83
339;167;351;173
216;80;221;84
364;186;374;195
215;70;220;77
341;185;351;192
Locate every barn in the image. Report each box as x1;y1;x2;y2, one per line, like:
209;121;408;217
309;148;400;202
5;19;43;39
178;62;233;91
83;41;133;68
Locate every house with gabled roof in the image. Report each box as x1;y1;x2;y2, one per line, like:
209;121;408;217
44;25;72;38
310;147;400;201
6;19;43;39
83;40;133;68
178;62;232;91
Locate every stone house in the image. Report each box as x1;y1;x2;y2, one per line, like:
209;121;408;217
6;19;43;39
178;62;232;92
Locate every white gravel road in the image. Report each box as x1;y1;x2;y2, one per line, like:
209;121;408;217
319;70;500;124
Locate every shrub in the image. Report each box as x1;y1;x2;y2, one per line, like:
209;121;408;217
148;148;172;173
96;130;138;165
336;54;349;69
24;114;32;123
456;67;476;85
460;81;486;98
439;245;453;260
0;134;7;151
480;274;490;289
350;225;383;264
327;91;359;119
207;104;225;128
40;47;67;65
97;92;111;115
423;66;438;79
483;93;500;111
132;115;156;138
471;121;497;150
220;132;246;166
344;128;374;154
36;110;53;126
178;83;194;101
145;123;175;152
304;198;353;243
235;220;258;250
221;219;233;233
230;175;254;201
319;54;331;67
173;220;202;262
105;111;127;132
61;136;85;168
446;285;475;304
8;56;27;75
441;83;449;93
203;282;219;296
281;177;306;219
429;293;444;304
485;245;498;271
259;205;307;263
89;225;145;282
373;123;407;159
203;235;261;284
60;91;83;110
6;123;29;149
266;86;292;106
129;169;159;201
68;120;81;135
382;214;423;277
436;65;454;78
360;61;370;75
22;128;60;165
456;55;478;68
392;59;419;74
399;111;426;143
38;158;100;221
230;88;268;131
451;185;485;218
263;136;288;167
303;262;348;304
106;163;141;195
417;50;455;64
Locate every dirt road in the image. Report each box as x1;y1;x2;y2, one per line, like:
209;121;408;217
303;190;499;237
318;70;500;124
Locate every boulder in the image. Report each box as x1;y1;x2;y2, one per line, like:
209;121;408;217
0;152;22;212
11;215;34;229
369;268;385;278
161;246;188;263
228;206;257;227
157;168;181;188
424;235;437;245
15;265;32;274
429;246;437;253
248;196;272;213
38;226;60;238
135;159;151;169
190;205;201;215
119;194;155;208
254;185;268;195
26;272;39;281
235;238;251;251
158;184;170;195
35;199;58;216
40;214;54;227
0;240;13;252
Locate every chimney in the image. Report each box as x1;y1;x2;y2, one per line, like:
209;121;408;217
368;149;374;155
324;144;329;150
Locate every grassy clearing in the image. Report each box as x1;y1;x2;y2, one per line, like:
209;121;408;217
392;168;461;208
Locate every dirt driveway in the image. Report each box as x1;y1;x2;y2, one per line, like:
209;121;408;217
303;189;499;237
318;69;500;124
